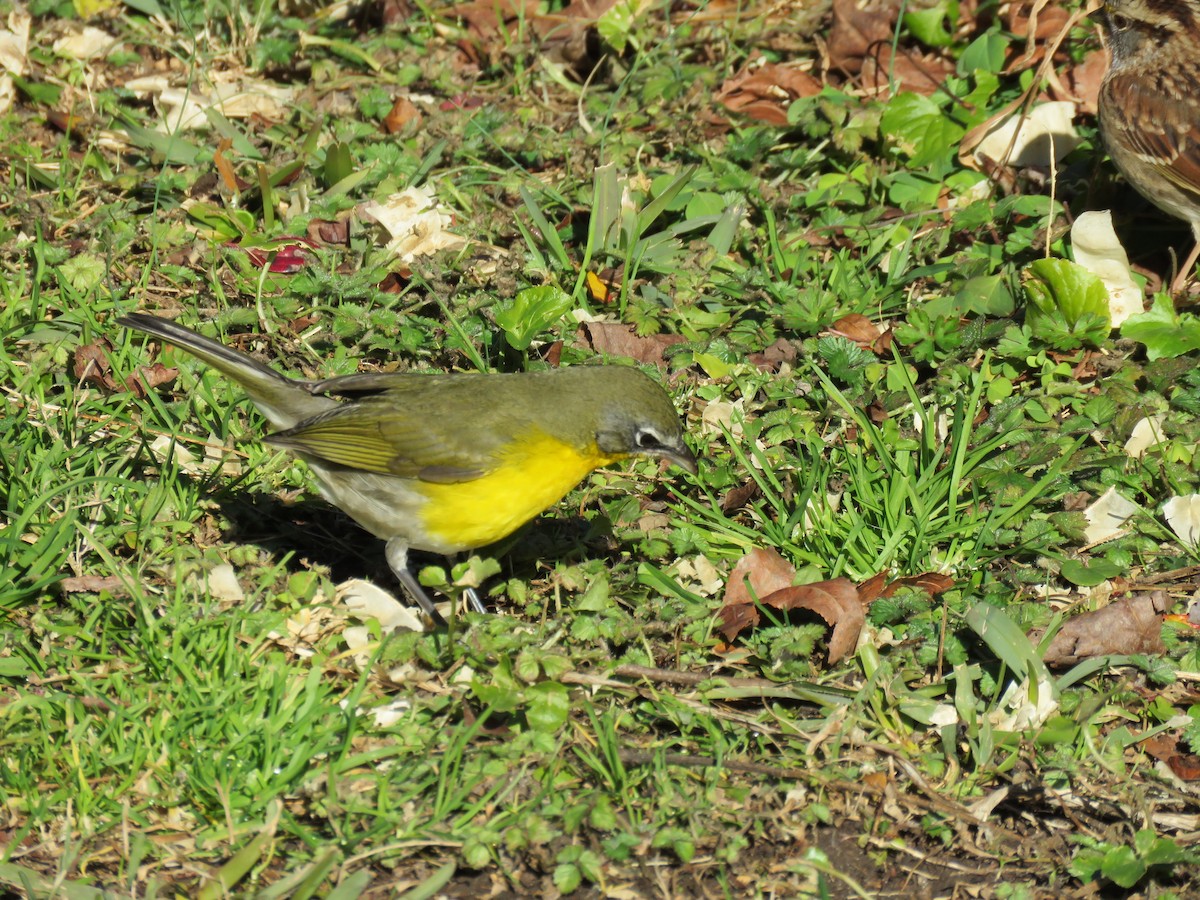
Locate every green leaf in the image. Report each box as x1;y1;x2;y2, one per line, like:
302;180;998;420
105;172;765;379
958;31;1009;74
12;76;62;106
880;93;965;167
472;681;522;713
1023;258;1111;349
59;254;107;293
493;285;573;351
597;0;643;52
553;863;581;893
1121;293;1200;360
1101;845;1146;888
525;682;570;733
1059;559;1122;587
187;201;254;241
1135;830;1188;866
323;141;354;189
904;0;958;47
952;275;1015;316
965;602;1056;692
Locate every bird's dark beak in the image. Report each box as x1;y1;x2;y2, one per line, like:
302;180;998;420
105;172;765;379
1086;1;1106;22
664;444;698;475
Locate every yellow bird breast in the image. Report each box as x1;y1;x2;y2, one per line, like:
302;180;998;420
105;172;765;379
418;431;621;551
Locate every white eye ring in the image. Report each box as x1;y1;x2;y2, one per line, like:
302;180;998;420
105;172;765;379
636;428;662;449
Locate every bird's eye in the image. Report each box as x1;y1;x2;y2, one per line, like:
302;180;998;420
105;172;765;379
1109;11;1131;29
635;428;663;450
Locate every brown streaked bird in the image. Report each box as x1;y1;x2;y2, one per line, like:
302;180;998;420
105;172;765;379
119;313;696;625
1095;0;1200;292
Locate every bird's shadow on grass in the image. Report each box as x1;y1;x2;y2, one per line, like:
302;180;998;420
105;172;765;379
213;489;396;586
211;487;614;598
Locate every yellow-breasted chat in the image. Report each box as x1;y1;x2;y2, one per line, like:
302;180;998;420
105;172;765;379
118;313;696;624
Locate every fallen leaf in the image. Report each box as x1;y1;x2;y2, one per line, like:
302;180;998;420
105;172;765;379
827;0;896;76
53;25;118;60
242;237;319;273
1167;754;1200;781
826;313;881;348
746;337;797;372
973;102;1082;168
860;45;956;98
699;398;745;439
361;185;467;263
1056;47;1107;116
206;563;244;602
714;61;821;125
1071;210;1140;327
1124;416;1166;459
1083;486;1139;544
1006;0;1070;41
124;74;295;133
720;479;761;514
307;217;350;245
0;9;26;114
757;580;865;663
133;362;179;393
1036;591;1169;667
879;571;955;598
74;339;115;390
383;95;422;134
1140;731;1179;762
585;270;610;304
1163;495;1200;548
719;549;865;663
723;547;796;607
857;571;891;605
576;321;685;367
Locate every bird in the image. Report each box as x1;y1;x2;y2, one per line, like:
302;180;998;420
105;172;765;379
1095;0;1200;293
118;313;696;625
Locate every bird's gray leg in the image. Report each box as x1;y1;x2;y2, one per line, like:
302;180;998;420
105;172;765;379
386;538;447;627
464;585;487;614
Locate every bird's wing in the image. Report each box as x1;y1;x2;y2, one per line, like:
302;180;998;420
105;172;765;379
1109;73;1200;204
265;394;518;483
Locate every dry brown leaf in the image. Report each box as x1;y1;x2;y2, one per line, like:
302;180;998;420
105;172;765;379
857;571;891;605
576;321;685;367
746;337;797;372
74;339;115;389
719;548;865;663
307;217;350;245
1036;591;1170;668
451;0;539;43
383;95;422;134
860;46;955;98
714;62;821;125
757;579;865;663
1006;0;1070;41
724;547;796;607
1140;731;1180;762
827;0;898;76
1168;754;1200;781
135;362;179;393
827;313;880;346
1054;47;1107;117
720;479;761;514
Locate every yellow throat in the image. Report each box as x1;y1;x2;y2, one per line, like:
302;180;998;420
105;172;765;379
417;429;621;550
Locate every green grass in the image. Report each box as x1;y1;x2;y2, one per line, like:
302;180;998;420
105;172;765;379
3;0;1200;895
